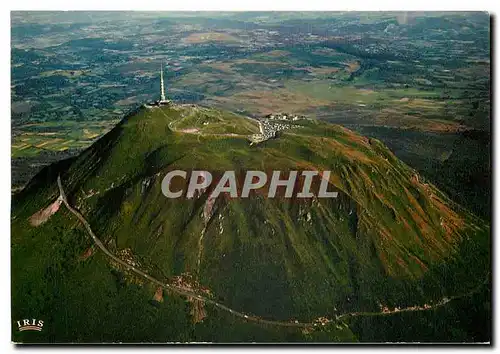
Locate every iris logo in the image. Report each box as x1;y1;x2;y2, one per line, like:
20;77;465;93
16;319;44;332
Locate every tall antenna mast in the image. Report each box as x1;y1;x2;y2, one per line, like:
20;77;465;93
160;62;166;102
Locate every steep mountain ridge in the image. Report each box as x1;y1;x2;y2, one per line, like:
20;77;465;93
11;103;489;341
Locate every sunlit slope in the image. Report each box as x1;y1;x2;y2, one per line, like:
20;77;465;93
12;104;489;340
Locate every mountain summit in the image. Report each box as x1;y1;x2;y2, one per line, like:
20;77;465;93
11;104;489;342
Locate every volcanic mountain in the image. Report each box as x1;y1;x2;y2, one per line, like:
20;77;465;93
11;104;490;342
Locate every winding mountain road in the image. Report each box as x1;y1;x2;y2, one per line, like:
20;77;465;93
57;176;313;328
56;175;488;330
